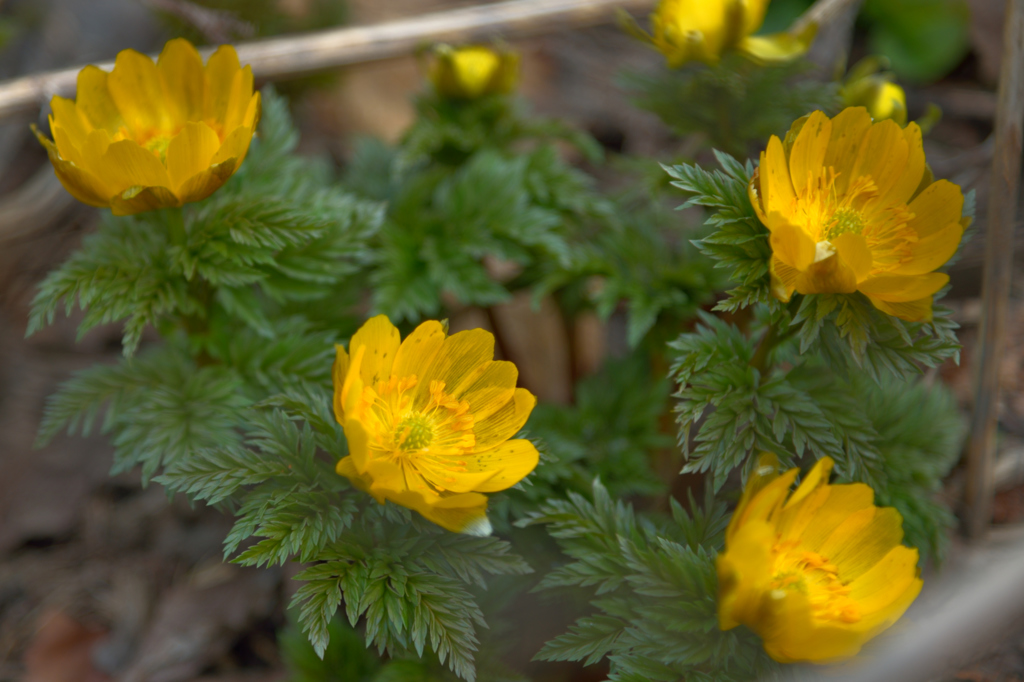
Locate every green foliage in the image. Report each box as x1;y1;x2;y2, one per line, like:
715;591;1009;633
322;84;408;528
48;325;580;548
665;152;775;315
670;313;883;490
289;502;532;681
398;92;601;172
510;355;670;518
37;342;248;483
538;198;719;347
521;479;778;681
857;375;965;564
861;0;971;83
622;54;839;157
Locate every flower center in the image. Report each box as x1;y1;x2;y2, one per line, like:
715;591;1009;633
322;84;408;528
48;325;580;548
826;206;866;240
395;413;434;452
143;134;173;163
354;374;477;494
787;166;917;274
770;540;861;624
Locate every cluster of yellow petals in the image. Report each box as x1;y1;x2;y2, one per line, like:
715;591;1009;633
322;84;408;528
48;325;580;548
333;315;540;535
34;38;260;216
429;45;519;100
717;455;922;663
750;108;968;321
648;0;815;68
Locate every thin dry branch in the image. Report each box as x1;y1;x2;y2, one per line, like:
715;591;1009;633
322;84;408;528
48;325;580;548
965;0;1024;540
0;0;654;122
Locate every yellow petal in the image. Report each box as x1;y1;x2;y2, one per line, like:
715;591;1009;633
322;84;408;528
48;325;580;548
749;164;769;225
78;128;114;170
473;387;536;450
769;257;799;302
800;252;858;295
738;25;815;63
879;123;925;207
413;328;495;407
341;417;372;474
819;506;904;582
866;295;934;322
848;119;909;203
50;121;88;168
75;65;122;133
211;120;257;168
734;469;799;532
848;545;921;613
109;185;179;215
224;66;255;132
906;179;964;239
419;467;498;494
823;107;874;197
892;221;963;276
858;272;948;302
342;345;366;417
348;315;401;388
741;0;771;35
832;232;873;281
166;121;221;192
107;48;170;137
788;110;831;196
458;360;518;421
34;128;110;207
762;136;796;216
157;38;205;125
174;159;238;204
769;217;815;270
98;139;173;194
423;493;492;536
203;45;241;125
50;96;91;142
729;454;782;535
784;456;833;510
718;520;777;629
392;320;447;380
463;439;539;493
784;483;875;549
332;344;350;423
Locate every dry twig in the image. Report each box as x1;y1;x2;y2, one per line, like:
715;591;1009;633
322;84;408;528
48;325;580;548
965;0;1024;539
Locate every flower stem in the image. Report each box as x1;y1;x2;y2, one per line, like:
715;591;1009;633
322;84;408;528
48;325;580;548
166;206;186;246
749;316;801;374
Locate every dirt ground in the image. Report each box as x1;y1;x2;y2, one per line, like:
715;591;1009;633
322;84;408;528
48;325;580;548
1;0;1024;681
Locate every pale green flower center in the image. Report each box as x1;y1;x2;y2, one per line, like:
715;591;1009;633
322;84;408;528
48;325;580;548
396;413;434;452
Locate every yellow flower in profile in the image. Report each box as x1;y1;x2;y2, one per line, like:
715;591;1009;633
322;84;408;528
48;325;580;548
749;108;968;321
429;45;519;100
841;58;908;125
333;315;539;535
717;455;922;663
646;0;816;67
33;38;260;216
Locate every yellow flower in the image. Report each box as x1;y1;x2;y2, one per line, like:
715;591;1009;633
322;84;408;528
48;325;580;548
33;38;260;216
429;45;519;100
717;455;922;663
841;58;908;125
648;0;815;67
749;108;968;321
333;315;539;535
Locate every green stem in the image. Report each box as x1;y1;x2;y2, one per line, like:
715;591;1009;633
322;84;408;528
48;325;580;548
166;206;186;246
749;324;778;374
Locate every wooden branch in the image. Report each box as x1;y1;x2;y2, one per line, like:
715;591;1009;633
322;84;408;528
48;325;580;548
965;0;1024;540
790;0;863;36
0;0;654;122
